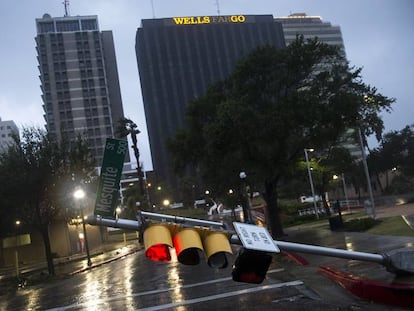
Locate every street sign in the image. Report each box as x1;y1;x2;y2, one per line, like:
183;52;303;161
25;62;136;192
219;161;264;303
94;138;128;218
233;222;279;253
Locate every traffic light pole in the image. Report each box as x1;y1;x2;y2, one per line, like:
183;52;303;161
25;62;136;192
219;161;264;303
86;213;414;275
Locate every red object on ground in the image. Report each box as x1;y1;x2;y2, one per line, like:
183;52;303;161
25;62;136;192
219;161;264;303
281;251;309;266
319;265;414;309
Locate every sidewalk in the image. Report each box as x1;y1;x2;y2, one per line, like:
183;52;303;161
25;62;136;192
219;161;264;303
0;240;142;285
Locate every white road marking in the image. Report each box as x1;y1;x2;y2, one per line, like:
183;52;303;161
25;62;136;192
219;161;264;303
137;281;304;311
45;268;288;310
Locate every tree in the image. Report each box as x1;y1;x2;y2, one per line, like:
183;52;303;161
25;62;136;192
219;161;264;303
368;124;414;192
0;127;96;274
167;37;394;238
307;146;357;214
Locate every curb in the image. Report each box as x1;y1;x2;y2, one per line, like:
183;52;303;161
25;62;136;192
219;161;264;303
69;246;142;275
319;265;414;309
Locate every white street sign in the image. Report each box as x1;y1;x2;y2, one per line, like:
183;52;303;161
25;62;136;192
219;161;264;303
233;222;280;253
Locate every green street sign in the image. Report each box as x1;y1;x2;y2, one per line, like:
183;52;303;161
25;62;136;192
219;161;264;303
94;138;128;218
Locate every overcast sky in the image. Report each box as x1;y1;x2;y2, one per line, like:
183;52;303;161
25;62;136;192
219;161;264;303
1;0;413;169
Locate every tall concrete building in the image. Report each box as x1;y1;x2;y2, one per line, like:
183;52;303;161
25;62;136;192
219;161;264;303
136;15;285;195
275;13;345;55
35;14;126;164
0;117;18;152
276;13;361;160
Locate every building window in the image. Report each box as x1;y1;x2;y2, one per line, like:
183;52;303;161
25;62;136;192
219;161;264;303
81;19;98;30
38;22;54;33
56;20;80;32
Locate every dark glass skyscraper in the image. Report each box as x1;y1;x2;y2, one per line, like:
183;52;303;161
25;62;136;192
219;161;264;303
136;15;285;195
35;14;126;164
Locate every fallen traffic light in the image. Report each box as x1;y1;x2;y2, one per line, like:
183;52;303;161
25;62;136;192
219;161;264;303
173;228;204;265
142;223;232;268
232;247;272;284
203;231;233;268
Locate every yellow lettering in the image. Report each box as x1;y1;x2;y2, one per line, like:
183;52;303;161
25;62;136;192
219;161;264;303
173;17;185;25
173;15;245;25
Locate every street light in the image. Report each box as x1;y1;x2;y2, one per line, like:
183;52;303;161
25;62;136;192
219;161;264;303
333;173;350;213
304;148;319;219
74;188;92;267
358;127;376;218
239;172;253;223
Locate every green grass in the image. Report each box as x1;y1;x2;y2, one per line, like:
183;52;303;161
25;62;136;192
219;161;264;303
366;216;414;236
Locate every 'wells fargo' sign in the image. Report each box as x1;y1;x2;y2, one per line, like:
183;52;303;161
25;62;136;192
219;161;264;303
171;15;247;25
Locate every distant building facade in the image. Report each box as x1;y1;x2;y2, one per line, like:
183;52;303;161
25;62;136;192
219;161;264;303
35;14;126;164
0;117;18;152
135;15;285;197
275;13;345;53
276;13;361;160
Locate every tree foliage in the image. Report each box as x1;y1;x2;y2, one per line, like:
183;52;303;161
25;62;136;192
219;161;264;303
0;127;96;274
368;124;414;192
167;37;394;237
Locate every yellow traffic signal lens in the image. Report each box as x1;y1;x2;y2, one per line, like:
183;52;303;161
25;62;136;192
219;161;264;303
173;228;204;265
143;224;173;262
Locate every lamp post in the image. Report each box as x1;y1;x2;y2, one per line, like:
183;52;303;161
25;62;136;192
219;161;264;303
74;188;92;267
239;172;253;223
358;128;376;218
333;173;350;213
304;148;319;219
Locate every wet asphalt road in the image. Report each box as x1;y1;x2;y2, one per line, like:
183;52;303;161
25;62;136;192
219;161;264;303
1;247;308;310
2;207;413;310
1;245;404;311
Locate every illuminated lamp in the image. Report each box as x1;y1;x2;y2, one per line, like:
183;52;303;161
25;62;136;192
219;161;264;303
173;228;204;265
143;224;173;262
202;231;233;268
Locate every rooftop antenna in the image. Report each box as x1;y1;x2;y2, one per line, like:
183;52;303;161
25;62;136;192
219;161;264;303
63;0;70;17
150;0;156;18
215;0;221;15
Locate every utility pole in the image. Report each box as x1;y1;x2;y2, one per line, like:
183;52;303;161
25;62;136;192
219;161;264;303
358;128;376;218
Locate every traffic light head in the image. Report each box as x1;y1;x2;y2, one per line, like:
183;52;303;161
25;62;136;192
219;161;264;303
203;231;233;268
173;228;204;265
232;247;272;284
143;224;173;262
142;221;232;268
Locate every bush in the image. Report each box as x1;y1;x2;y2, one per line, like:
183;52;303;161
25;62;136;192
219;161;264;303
343;218;381;232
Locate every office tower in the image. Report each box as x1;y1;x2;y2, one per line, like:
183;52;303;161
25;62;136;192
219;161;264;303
275;13;345;55
276;13;361;159
136;15;285;196
0;117;18;152
35;14;126;164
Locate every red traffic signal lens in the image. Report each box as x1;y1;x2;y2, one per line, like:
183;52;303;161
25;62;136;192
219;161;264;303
232;248;272;284
237;271;264;284
146;243;171;262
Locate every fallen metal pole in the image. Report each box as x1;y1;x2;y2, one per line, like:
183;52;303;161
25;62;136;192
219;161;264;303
139;211;225;229
230;235;384;264
86;214;414;275
87;215;141;231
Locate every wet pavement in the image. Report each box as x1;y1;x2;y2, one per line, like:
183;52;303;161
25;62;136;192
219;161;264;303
0;203;413;310
279;203;414;310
